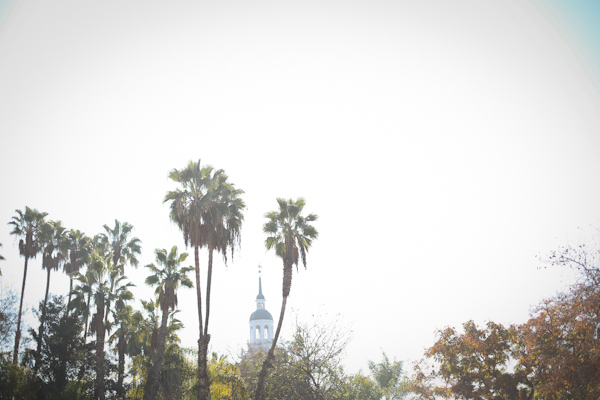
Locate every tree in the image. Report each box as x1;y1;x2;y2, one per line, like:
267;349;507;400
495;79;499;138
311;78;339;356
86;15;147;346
108;304;135;398
127;299;194;400
255;197;318;400
63;229;91;316
8;206;48;364
27;295;94;399
99;220;141;326
165;159;245;400
240;317;360;400
516;241;600;398
145;246;194;400
0;288;18;353
343;373;382;400
34;219;69;376
208;353;248;400
71;267;96;345
86;238;134;400
283;319;350;399
411;320;532;400
368;352;408;400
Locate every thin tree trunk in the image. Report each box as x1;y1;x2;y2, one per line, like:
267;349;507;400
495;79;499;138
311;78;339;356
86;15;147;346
13;256;29;365
84;291;91;343
34;267;52;376
96;295;106;400
195;245;204;336
66;275;74;319
255;261;293;400
149;304;170;400
104;280;114;327
198;335;211;400
204;248;213;336
117;331;126;399
194;244;210;400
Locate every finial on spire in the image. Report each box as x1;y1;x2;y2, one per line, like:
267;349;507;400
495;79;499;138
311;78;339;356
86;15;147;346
257;264;265;299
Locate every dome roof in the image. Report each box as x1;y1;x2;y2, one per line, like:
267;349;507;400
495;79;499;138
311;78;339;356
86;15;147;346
249;308;273;322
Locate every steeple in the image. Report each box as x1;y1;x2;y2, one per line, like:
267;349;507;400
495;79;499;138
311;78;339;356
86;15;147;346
256;274;265;301
249;265;273;351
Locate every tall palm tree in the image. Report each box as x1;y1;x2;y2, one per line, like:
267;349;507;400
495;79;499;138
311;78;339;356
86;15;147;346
72;266;96;344
108;304;134;398
99;220;141;326
87;238;134;400
164;159;245;400
34;219;69;376
64;229;91;316
145;246;194;400
255;198;318;400
8;206;48;364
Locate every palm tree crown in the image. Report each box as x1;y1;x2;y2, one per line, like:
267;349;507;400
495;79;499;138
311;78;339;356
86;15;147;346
264;197;318;295
100;219;142;274
9;206;48;262
145;246;194;313
164;160;245;255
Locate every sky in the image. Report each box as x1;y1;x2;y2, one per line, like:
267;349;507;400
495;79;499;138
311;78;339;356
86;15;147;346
1;0;600;374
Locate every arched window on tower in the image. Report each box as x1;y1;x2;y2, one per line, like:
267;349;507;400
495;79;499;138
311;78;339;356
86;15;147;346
264;326;270;340
256;325;262;341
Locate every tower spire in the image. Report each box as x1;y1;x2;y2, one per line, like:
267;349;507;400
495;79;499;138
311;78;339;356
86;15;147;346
257;265;265;300
249;264;273;351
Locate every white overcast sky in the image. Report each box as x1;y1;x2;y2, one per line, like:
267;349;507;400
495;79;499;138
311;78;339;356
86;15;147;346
1;0;600;373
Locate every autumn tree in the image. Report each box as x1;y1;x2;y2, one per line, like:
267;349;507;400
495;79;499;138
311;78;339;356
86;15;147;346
412;320;533;399
517;240;600;398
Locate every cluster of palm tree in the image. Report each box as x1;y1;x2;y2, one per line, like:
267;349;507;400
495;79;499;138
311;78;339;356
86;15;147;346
3;159;319;400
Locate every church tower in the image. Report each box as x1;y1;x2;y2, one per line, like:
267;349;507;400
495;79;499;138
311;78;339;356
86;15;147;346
249;267;273;352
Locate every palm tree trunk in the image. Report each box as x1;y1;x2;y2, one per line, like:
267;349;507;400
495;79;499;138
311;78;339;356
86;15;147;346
104;280;114;327
194;244;210;400
195;245;204;336
117;331;126;399
84;291;91;343
198;335;211;400
204;248;213;336
34;267;52;376
13;256;29;365
255;261;293;400
149;304;170;400
66;275;74;319
96;295;106;400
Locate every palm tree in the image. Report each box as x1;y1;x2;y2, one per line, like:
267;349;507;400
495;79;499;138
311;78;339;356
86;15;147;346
255;197;318;400
72;266;95;344
164;159;245;400
87;238;134;400
99;220;141;326
64;229;91;316
108;303;135;398
8;206;48;364
145;246;194;400
34;219;69;376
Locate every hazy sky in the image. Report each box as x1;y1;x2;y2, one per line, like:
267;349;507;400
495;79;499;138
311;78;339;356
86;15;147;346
1;0;600;373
